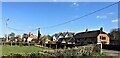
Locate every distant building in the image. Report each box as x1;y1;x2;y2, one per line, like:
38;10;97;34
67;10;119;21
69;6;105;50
0;37;4;45
52;32;75;44
52;34;59;41
74;27;109;45
27;33;37;42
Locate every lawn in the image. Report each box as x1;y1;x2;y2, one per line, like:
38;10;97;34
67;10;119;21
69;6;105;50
0;45;108;57
1;45;51;55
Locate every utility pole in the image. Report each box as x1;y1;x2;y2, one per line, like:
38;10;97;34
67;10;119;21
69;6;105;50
6;18;8;42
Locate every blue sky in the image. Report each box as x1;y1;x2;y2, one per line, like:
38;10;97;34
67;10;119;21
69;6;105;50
1;2;118;37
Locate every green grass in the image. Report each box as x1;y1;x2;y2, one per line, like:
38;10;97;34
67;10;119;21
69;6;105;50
1;45;51;55
0;45;107;57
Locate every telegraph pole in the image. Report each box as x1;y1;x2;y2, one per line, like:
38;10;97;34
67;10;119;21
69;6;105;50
6;18;8;42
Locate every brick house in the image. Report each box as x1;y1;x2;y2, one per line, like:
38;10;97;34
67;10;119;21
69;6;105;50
74;27;109;45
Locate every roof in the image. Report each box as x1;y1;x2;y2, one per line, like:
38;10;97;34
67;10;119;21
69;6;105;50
40;35;52;41
52;32;75;43
52;32;75;37
74;30;107;39
57;37;75;43
29;34;36;39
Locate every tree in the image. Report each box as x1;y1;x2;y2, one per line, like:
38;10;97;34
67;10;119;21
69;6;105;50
22;33;28;42
110;28;120;40
108;28;120;45
10;32;15;37
37;28;41;40
9;32;15;46
9;32;15;40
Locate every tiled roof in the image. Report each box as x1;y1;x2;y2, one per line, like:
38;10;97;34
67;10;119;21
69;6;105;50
57;37;75;43
52;32;75;37
52;32;75;43
74;30;107;39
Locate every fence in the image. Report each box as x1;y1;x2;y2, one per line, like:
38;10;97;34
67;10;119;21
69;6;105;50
103;45;120;51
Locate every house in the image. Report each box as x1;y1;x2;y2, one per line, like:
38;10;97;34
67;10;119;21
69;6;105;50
27;33;37;42
52;34;59;41
56;32;75;44
0;37;5;45
15;35;22;42
21;33;37;43
22;33;28;42
74;27;109;45
39;35;52;47
51;32;75;48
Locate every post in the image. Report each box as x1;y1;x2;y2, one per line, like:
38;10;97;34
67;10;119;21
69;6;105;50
6;18;9;42
100;37;102;54
56;44;57;49
101;42;102;54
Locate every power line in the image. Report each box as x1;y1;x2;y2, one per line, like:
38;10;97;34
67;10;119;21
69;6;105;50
8;26;39;32
39;1;119;29
8;27;25;31
29;28;39;32
8;1;119;32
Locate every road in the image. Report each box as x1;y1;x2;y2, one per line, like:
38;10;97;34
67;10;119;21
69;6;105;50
103;49;120;57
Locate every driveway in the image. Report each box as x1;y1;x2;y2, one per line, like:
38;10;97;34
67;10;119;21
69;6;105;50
102;49;120;57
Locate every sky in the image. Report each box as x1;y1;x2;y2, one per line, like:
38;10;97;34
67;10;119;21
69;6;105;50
1;2;118;37
1;0;119;2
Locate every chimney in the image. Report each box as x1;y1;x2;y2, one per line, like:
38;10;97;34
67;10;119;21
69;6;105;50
86;28;88;33
100;27;103;33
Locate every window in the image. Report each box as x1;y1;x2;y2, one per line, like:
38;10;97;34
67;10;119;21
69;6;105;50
100;36;106;40
59;35;64;38
62;39;66;43
65;34;69;38
102;37;106;40
53;36;56;41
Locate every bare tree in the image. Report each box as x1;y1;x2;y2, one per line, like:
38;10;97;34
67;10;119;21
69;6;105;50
108;28;120;45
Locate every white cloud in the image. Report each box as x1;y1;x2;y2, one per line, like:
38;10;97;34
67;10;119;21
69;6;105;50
112;19;120;23
96;15;107;19
71;2;79;7
108;12;114;15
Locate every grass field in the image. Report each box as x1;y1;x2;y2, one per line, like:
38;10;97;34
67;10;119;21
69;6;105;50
0;45;108;57
1;45;51;55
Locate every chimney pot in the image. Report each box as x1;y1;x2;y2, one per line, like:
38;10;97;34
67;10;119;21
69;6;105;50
86;28;88;32
100;27;103;31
